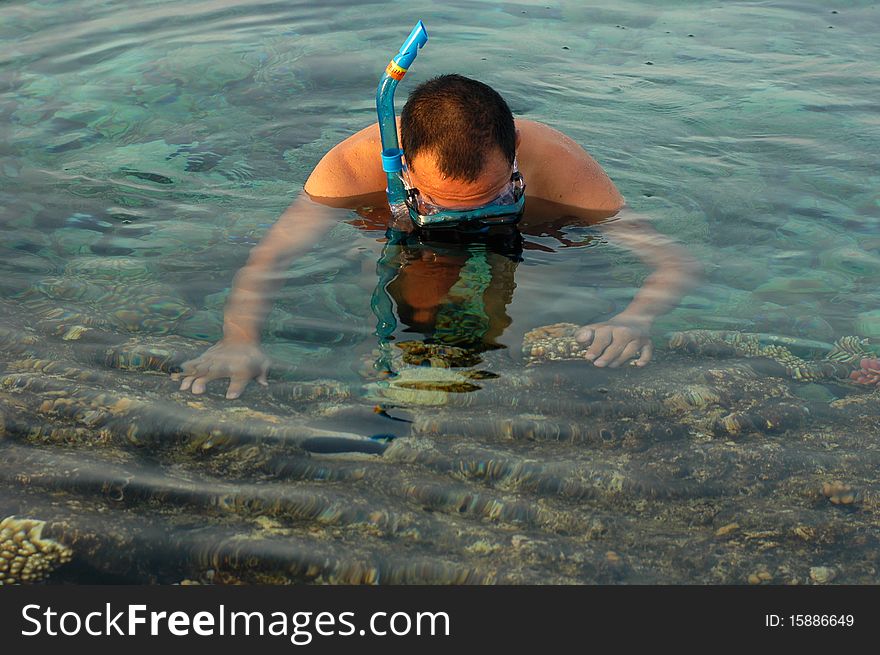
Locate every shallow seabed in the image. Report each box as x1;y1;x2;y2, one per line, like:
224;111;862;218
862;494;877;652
1;0;879;584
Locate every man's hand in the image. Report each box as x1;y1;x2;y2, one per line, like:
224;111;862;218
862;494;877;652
574;317;653;368
178;340;270;400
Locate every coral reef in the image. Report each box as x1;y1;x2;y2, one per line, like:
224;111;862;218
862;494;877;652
2;307;880;584
3;273;880;586
523;324;878;385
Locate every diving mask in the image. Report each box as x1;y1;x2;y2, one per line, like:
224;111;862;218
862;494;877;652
401;167;526;229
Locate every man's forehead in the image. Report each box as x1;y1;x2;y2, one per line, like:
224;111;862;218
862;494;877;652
406;154;513;207
407;148;509;182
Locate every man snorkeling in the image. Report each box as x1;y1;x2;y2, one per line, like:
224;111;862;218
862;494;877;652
178;72;701;399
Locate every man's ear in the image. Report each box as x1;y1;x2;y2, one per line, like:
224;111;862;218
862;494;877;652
515;128;522;150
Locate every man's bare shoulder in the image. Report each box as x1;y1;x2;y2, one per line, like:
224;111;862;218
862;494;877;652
514;118;598;167
514;118;624;212
514;117;554;136
304;122;389;199
514;118;578;148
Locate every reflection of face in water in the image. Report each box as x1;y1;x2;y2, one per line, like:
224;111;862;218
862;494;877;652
385;227;523;351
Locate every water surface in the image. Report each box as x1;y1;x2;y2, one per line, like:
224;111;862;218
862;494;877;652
1;0;878;584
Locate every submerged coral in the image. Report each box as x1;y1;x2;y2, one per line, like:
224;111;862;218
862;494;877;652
0;516;73;585
666;329;876;382
524;324;877;384
850;358;880;386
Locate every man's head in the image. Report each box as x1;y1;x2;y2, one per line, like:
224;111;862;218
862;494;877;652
401;74;520;210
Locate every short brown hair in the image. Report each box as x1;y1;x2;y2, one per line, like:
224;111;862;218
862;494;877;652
401;74;516;181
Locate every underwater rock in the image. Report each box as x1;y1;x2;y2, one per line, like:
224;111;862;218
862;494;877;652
148;222;219;250
773;216;842;250
63;255;155;281
86;340;193;373
0;516;73;585
714;256;767;291
50;226;104;256
713;401;811;436
365;368;482;406
1;286;880;584
791;383;837;404
821;481;859;507
522;322;592;365
395;341;483;368
23;301;116;337
752;272;849;303
809;566;837;585
791;315;836;342
63;212;113;232
854;310;880;339
752;306;836;342
663;385;722;412
413;415;684;451
747;571;773;585
154;46;256;92
267;317;363;347
820;245;880;278
176;310;223;342
24;275;193;334
0;324;40;356
268;380;353;405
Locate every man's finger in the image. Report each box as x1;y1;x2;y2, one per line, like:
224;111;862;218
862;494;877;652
593;339;626;367
609;341;641;368
575;326;594;345
226;376;251;400
635;341;653;366
191;373;220;395
585;327;613;361
256;363;269;387
179;375;196;391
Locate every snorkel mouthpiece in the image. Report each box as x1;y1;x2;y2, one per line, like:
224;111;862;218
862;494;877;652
377;21;428;206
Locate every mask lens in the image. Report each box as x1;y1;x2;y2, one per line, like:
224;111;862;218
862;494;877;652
402;169;525;228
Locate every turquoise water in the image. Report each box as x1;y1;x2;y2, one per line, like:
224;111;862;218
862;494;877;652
1;0;879;585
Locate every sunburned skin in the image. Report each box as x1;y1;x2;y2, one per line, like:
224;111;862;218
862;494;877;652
405;146;514;209
177;117;702;399
303;119;625;213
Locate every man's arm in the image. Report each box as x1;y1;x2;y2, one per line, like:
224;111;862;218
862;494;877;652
178;193;338;398
179;125;388;398
576;214;702;367
517;120;701;367
220;194;341;344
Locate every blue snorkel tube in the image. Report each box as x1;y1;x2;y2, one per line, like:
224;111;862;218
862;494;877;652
371;22;428;376
376;20;428;209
